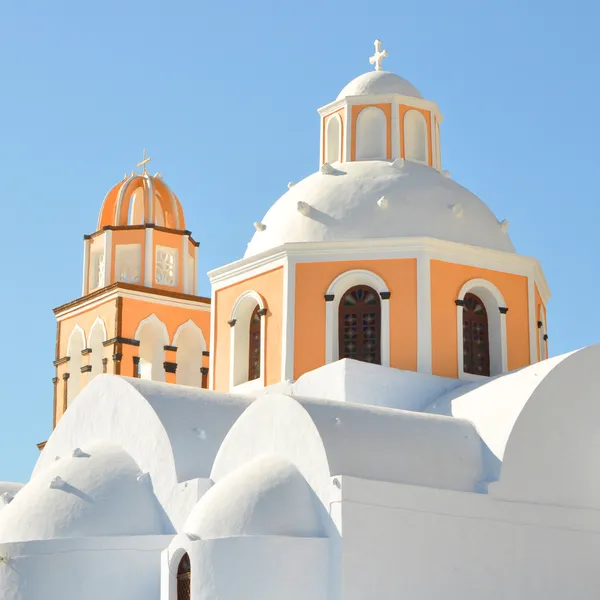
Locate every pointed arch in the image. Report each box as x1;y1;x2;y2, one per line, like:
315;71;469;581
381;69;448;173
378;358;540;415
135;314;170;382
356;106;387;160
173;320;206;387
404;109;428;164
66;325;86;405
325;113;342;164
88;318;107;380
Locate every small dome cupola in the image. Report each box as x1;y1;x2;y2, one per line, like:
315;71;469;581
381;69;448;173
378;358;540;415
81;151;199;296
319;40;443;169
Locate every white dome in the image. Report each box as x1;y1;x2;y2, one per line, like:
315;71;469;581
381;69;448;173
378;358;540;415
0;444;166;542
184;455;323;539
246;161;514;257
337;71;423;100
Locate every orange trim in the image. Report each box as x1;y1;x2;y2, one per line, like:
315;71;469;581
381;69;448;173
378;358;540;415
351;103;392;161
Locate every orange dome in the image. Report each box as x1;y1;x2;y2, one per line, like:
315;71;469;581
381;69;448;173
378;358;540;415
97;173;186;231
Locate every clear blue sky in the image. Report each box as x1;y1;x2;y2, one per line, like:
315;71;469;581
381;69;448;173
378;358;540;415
0;0;597;482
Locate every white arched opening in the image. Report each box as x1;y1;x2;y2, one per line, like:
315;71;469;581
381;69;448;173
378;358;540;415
173;320;206;387
355;106;387;160
325;114;342;164
404;109;428;164
457;279;508;379
538;305;548;361
229;290;266;390
325;269;390;367
135;314;169;382
66;325;86;405
88;318;107;380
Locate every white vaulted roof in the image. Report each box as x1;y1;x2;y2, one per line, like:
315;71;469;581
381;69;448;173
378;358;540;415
337;70;423;99
245;160;514;257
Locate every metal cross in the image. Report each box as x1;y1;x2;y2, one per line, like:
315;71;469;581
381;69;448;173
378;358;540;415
369;39;388;72
136;148;152;174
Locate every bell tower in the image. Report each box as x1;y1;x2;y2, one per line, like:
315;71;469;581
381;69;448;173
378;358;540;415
50;152;211;431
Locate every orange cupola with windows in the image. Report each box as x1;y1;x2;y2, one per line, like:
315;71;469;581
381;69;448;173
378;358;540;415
50;152;211;433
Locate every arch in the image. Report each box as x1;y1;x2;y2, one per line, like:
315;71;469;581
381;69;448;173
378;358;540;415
338;285;381;365
173;320;206;387
135;314;169;382
355;106;387;160
177;552;191;600
325;113;342;164
457;279;507;378
88;318;107;380
404;109;428;164
325;270;390;367
229;290;267;389
462;293;490;376
66;325;86;405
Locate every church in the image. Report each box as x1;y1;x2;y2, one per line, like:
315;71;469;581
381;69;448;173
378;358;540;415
0;40;597;600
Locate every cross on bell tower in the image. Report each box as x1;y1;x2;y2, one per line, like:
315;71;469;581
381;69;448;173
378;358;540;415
369;39;388;71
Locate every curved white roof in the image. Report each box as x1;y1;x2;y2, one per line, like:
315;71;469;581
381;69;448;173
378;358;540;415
0;444;166;542
184;455;323;539
337;71;423;100
245;161;514;257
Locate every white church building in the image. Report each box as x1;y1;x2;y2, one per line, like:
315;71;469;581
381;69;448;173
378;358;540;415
1;41;598;600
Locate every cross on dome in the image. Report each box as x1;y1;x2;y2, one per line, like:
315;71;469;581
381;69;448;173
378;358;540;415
136;148;152;175
369;39;388;72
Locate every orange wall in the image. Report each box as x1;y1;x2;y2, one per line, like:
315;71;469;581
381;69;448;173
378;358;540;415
534;283;547;360
430;260;530;377
351;104;393;160
294;259;417;379
213;267;284;391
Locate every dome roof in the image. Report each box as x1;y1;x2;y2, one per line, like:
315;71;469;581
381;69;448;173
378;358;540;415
0;444;166;542
184;455;324;539
245;161;514;257
337;71;423;100
97;172;186;231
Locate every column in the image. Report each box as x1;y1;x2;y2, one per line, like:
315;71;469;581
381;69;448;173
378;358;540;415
82;235;91;296
144;226;154;287
164;345;178;384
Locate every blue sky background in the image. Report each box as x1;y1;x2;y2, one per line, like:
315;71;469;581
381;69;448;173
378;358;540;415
0;0;597;482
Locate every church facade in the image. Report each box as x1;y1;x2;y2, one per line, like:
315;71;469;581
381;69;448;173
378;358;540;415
1;41;595;600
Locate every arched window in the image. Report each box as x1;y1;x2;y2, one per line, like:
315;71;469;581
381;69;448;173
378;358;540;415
66;326;86;405
355;107;387;160
176;553;191;600
404;109;428;164
174;320;206;387
325;114;342;164
135;314;169;382
338;285;381;364
462;293;490;376
248;306;261;381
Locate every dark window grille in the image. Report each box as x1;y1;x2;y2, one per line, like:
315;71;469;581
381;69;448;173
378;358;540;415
338;285;381;365
462;293;490;376
248;305;261;381
177;553;191;600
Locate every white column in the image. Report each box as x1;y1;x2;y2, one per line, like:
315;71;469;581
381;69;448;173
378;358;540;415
102;230;112;287
417;253;432;373
81;237;91;297
527;276;537;364
182;233;190;294
208;284;216;390
281;257;296;381
343;102;351;163
144;227;153;288
194;244;199;295
319;115;325;166
391;98;400;160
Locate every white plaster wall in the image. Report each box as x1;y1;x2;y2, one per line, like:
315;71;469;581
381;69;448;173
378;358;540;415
338;476;600;600
290;359;463;411
192;537;328;600
0;535;171;600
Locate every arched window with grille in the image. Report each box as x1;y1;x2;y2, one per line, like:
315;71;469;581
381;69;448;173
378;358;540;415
462;293;490;376
177;553;191;600
338;285;381;364
248;305;261;381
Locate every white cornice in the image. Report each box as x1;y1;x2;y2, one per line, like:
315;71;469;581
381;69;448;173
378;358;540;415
209;237;550;301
